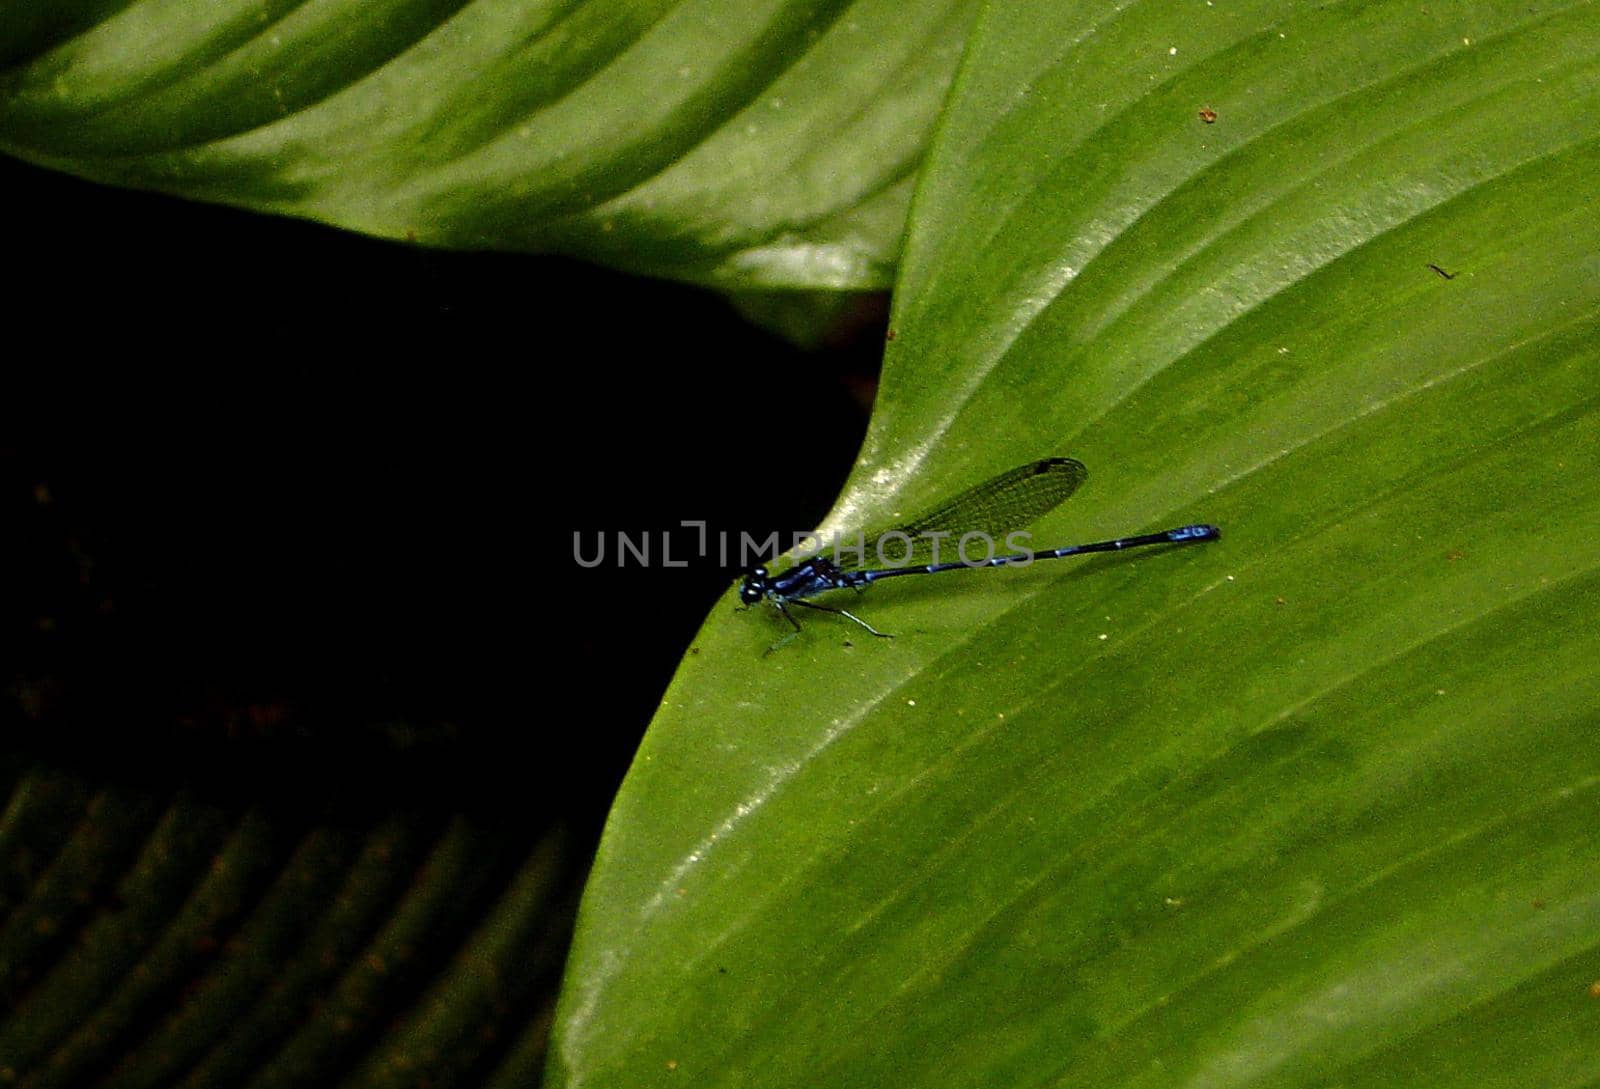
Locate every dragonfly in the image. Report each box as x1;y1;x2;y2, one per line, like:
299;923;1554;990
739;458;1219;646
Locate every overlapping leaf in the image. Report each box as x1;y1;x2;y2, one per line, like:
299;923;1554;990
0;0;977;287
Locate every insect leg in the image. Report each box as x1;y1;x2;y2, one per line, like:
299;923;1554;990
774;600;803;633
792;599;893;639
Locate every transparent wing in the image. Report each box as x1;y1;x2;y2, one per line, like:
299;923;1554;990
840;458;1088;569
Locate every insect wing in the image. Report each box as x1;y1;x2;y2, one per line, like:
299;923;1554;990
844;458;1088;569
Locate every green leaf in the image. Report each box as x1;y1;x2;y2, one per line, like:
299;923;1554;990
550;1;1600;1085
0;0;977;287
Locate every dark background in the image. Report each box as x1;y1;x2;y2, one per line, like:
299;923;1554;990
3;152;884;823
1;152;883;1082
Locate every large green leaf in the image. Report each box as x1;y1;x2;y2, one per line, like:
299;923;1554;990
0;0;976;287
550;1;1600;1085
